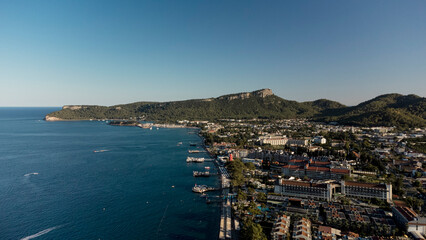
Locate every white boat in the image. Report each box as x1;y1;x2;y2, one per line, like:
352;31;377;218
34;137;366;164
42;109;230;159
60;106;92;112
186;157;205;163
193;171;210;177
192;184;207;193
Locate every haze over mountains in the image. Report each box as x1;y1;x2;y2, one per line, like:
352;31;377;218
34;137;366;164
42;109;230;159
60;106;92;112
45;89;426;128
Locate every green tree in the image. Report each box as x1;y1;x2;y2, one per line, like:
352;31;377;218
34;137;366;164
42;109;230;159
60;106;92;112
241;219;267;240
238;189;247;202
413;180;421;188
257;192;266;202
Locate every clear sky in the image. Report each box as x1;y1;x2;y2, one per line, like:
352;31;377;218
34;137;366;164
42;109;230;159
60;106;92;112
1;0;425;106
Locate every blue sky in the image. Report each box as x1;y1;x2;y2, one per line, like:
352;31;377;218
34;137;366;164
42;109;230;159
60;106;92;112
1;0;425;106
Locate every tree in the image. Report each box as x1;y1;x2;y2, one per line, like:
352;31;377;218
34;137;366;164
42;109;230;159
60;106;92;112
405;196;424;212
238;189;247;202
414;171;422;178
257;192;266;202
245;162;256;171
240;219;267;240
413;180;421;188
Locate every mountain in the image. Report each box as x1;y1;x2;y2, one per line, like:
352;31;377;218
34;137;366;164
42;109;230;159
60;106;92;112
318;93;426;128
45;89;425;128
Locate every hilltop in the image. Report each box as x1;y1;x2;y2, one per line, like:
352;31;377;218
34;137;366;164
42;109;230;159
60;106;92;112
45;89;426;128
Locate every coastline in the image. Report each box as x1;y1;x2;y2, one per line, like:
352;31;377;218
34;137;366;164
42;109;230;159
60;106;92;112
196;131;237;239
45;117;199;129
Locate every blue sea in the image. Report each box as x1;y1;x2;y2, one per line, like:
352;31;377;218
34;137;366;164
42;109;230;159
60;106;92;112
0;108;220;240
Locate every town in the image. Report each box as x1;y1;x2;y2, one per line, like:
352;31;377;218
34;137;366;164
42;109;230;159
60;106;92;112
181;118;426;240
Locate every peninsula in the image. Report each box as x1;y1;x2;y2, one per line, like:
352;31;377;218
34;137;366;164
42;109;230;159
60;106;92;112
45;89;426;128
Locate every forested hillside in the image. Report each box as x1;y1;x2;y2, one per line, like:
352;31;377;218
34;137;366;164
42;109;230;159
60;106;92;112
45;89;426;128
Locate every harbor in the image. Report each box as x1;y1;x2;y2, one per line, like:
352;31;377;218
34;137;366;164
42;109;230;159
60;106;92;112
183;130;237;240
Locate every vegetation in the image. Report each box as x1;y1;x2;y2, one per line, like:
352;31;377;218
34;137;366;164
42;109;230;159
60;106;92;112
406;136;426;153
240;219;267;240
46;90;426;128
318;93;426;128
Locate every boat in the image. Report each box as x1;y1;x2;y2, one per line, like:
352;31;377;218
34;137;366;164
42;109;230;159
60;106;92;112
188;150;205;153
193;171;210;177
186;157;205;163
192;184;207;193
204;166;210;170
189;143;197;147
94;149;109;153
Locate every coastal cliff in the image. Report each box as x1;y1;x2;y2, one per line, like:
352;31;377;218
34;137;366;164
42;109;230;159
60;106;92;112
217;88;273;100
44;116;64;121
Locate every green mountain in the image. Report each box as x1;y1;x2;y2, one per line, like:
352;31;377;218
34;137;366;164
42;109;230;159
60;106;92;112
318;93;426;128
45;89;425;128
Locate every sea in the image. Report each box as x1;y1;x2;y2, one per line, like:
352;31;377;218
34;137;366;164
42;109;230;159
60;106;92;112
0;107;220;240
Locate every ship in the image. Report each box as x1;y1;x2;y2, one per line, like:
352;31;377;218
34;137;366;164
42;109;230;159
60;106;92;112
186;157;205;163
193;171;210;177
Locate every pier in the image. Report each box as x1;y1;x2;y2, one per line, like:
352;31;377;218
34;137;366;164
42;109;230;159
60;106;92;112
217;159;237;240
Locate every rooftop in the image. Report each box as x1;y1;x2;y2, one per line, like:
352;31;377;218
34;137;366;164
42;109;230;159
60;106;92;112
344;181;387;189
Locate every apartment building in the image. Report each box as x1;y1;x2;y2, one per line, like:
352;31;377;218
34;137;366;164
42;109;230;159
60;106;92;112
271;214;291;240
341;181;392;203
293;218;312;240
274;179;334;201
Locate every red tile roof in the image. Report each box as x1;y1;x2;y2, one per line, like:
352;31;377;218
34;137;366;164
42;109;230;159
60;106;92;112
280;180;328;188
394;206;417;221
345;181;387;189
306;166;330;172
331;168;350;174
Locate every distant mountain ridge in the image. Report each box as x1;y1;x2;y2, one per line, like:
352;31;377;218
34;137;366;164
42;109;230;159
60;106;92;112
45;89;426;128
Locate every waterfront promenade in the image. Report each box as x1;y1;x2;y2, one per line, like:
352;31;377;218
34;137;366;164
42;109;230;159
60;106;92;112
217;162;239;240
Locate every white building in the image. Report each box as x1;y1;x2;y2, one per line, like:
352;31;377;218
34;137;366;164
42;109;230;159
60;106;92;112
313;136;327;145
274;179;334;201
259;135;288;146
341;181;392;203
393;206;426;238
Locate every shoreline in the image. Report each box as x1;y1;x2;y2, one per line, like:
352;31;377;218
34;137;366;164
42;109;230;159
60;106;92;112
44;117;200;129
196;132;237;239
